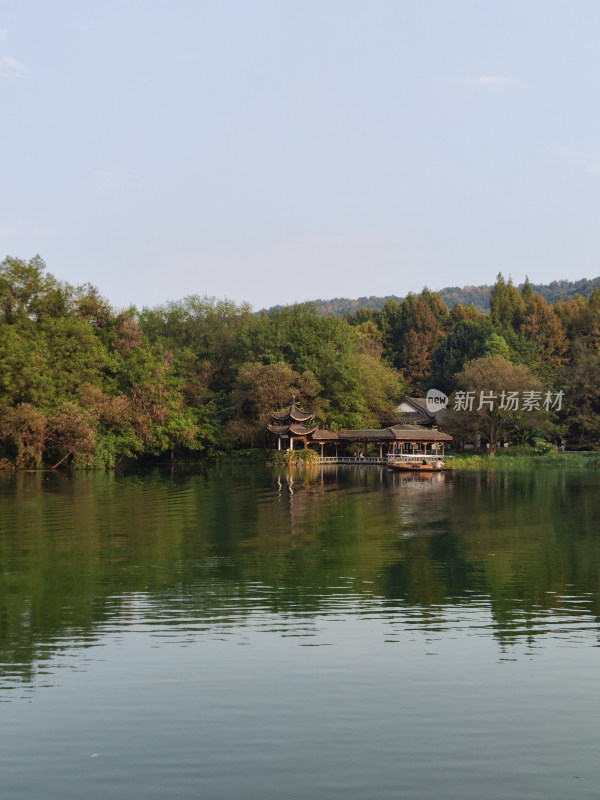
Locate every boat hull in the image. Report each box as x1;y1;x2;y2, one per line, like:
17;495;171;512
388;463;453;472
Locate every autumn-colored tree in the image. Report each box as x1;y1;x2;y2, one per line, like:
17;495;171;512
73;284;113;329
381;290;449;391
110;310;143;356
449;302;486;325
444;356;549;455
521;292;568;369
229;362;321;447
0;403;48;468
46;402;96;468
77;384;141;465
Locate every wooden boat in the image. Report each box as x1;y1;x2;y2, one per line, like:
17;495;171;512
388;461;453;472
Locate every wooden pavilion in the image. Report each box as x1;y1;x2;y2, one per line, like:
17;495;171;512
268;396;318;451
268;398;452;459
308;424;452;460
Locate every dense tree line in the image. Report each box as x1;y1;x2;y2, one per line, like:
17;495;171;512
0;256;405;468
347;273;600;448
1;256;600;468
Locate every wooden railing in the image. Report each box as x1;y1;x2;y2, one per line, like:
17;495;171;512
317;454;447;465
387;454;445;462
318;456;385;464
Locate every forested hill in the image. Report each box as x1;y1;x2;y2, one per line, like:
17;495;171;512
270;277;600;316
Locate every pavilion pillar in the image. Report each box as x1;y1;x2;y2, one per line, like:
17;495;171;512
290;437;294;451
278;437;281;451
379;444;383;459
320;443;324;457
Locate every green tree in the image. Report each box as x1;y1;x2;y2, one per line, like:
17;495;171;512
429;320;490;394
483;332;511;359
561;345;600;446
228;362;321;447
241;304;367;428
381;290;449;391
445;356;548;455
0;255;55;324
489;273;525;332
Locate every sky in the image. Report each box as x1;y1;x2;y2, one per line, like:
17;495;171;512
2;0;600;311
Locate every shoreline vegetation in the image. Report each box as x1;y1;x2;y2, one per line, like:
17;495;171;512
3;449;599;472
2;255;600;471
451;449;600;470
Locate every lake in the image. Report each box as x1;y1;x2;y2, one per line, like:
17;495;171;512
1;464;600;799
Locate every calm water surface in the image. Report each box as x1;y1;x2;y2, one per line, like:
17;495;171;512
1;465;600;799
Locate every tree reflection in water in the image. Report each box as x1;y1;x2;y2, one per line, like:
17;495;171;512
1;464;600;691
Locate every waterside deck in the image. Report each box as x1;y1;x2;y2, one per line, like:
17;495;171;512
314;455;450;466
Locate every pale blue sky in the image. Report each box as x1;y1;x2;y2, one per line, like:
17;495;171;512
2;0;600;310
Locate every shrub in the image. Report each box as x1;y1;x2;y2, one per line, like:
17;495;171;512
272;448;319;465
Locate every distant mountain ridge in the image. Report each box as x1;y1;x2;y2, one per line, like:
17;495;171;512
267;276;600;316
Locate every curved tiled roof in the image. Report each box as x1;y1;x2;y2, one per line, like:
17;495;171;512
267;423;316;436
310;428;339;440
270;395;316;423
289;423;316;435
267;399;452;444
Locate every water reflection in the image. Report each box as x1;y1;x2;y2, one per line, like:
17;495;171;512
1;465;600;694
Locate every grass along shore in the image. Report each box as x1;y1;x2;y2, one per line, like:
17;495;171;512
450;448;600;469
